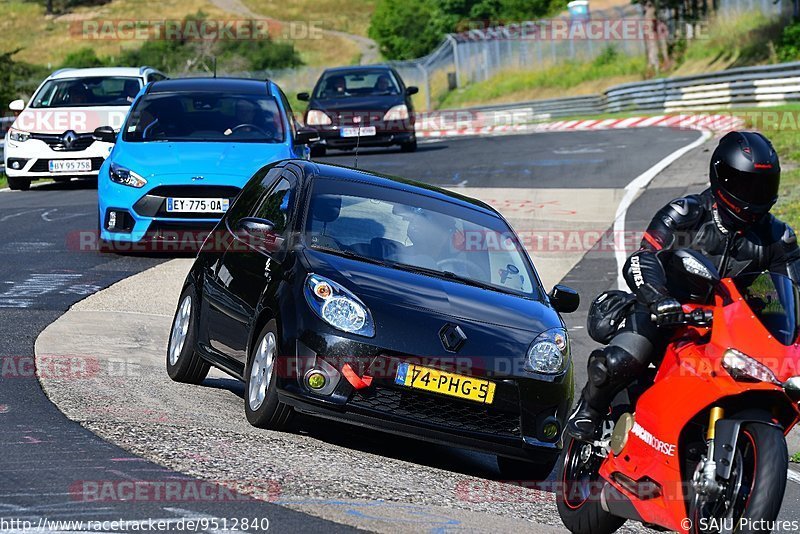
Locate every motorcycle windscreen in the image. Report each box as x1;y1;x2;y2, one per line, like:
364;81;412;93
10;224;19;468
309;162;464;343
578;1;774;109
732;271;800;346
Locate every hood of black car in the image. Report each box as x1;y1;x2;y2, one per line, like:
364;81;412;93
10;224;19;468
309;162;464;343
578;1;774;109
302;248;559;336
309;95;406;114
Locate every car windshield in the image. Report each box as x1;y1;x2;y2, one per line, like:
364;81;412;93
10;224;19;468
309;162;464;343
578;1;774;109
304;178;538;296
122;92;285;143
30;77;141;108
732;271;800;346
313;70;401;99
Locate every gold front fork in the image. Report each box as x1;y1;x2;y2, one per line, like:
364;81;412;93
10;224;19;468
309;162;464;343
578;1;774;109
707;406;725;440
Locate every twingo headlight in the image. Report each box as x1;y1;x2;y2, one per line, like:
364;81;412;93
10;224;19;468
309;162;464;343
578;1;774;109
722;348;779;384
304;274;374;337
526;328;570;374
109;163;147;188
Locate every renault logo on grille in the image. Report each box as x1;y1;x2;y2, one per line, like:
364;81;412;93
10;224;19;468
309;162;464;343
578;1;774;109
439;324;467;353
62;131;77;149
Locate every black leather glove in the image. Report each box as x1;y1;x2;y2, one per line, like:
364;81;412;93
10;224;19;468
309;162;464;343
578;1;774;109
650;297;684;326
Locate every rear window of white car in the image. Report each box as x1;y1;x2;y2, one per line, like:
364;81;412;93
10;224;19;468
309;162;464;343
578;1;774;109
31;77;141;108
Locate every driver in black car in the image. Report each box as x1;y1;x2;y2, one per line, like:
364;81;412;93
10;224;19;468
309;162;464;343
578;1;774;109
567;131;800;442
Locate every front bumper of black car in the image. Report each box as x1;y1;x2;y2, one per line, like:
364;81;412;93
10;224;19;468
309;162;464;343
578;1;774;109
312;125;415;149
275;328;573;461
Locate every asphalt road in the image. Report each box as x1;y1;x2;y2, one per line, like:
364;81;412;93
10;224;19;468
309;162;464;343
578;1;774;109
318;128;700;188
3;128;799;531
0;181;356;532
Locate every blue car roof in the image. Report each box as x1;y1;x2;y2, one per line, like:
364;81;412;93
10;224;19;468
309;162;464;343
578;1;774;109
148;78;272;95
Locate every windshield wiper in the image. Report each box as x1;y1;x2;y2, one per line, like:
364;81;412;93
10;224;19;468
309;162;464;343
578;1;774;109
310;245;393;268
387;262;500;292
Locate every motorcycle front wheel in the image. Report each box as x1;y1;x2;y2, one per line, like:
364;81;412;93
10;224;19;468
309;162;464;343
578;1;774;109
556;436;626;534
689;423;787;533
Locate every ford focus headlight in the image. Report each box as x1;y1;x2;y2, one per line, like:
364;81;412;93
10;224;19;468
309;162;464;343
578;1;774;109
306;109;332;126
109;163;147;188
9;128;30;142
526;327;570;374
304;274;375;337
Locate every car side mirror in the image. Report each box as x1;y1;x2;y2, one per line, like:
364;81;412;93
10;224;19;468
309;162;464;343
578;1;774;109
549;285;580;313
9;99;24;112
93;126;117;143
295;128;320;145
406;86;419;96
235;217;281;251
297;92;310;102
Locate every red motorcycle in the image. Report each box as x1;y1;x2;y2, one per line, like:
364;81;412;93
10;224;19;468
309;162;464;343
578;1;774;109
558;249;800;533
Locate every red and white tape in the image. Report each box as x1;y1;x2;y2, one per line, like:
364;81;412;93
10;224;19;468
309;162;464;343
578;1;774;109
416;113;745;138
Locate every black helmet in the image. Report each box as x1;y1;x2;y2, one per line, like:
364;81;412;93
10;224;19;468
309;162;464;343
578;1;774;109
709;131;780;229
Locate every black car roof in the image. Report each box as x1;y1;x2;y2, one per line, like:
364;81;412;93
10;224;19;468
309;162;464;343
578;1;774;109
148;78;271;95
294;160;497;216
322;65;394;74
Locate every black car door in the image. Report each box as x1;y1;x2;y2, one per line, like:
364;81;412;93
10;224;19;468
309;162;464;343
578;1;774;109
207;169;298;367
203;166;283;360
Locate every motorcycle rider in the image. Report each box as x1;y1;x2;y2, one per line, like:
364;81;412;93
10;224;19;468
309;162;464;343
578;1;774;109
567;130;800;442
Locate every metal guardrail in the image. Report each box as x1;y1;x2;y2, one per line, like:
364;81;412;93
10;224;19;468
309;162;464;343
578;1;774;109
436;61;800;126
605;61;800;113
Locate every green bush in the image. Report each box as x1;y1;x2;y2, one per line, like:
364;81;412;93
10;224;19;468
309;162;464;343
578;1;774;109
0;50;49;107
60;47;107;68
777;21;800;62
218;39;302;71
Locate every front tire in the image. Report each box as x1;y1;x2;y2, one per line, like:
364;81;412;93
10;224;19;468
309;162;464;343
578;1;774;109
689;423;787;533
400;139;417;153
166;285;209;384
557;436;626;534
7;176;31;191
244;320;294;430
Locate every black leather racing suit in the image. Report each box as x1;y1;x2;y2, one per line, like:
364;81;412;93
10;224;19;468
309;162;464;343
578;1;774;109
581;188;800;417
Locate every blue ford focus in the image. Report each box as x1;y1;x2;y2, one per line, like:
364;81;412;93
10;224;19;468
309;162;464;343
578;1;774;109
95;78;317;250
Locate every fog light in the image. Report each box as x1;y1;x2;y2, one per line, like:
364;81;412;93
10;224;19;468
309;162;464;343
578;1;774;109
539;416;561;442
542;423;559;440
107;211;117;230
11;161;20;170
306;371;327;390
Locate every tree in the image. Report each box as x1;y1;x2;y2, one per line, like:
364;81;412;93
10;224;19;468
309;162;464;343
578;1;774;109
369;0;567;60
369;0;444;60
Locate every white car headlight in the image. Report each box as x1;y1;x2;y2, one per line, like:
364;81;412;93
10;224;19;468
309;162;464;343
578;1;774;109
304;274;375;337
526;328;570;374
722;349;779;384
109;163;147;188
383;104;409;121
306;109;332;126
9;128;30;142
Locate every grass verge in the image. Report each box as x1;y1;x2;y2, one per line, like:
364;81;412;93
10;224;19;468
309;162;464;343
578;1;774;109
438;49;646;109
1;0;359;69
242;0;376;37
